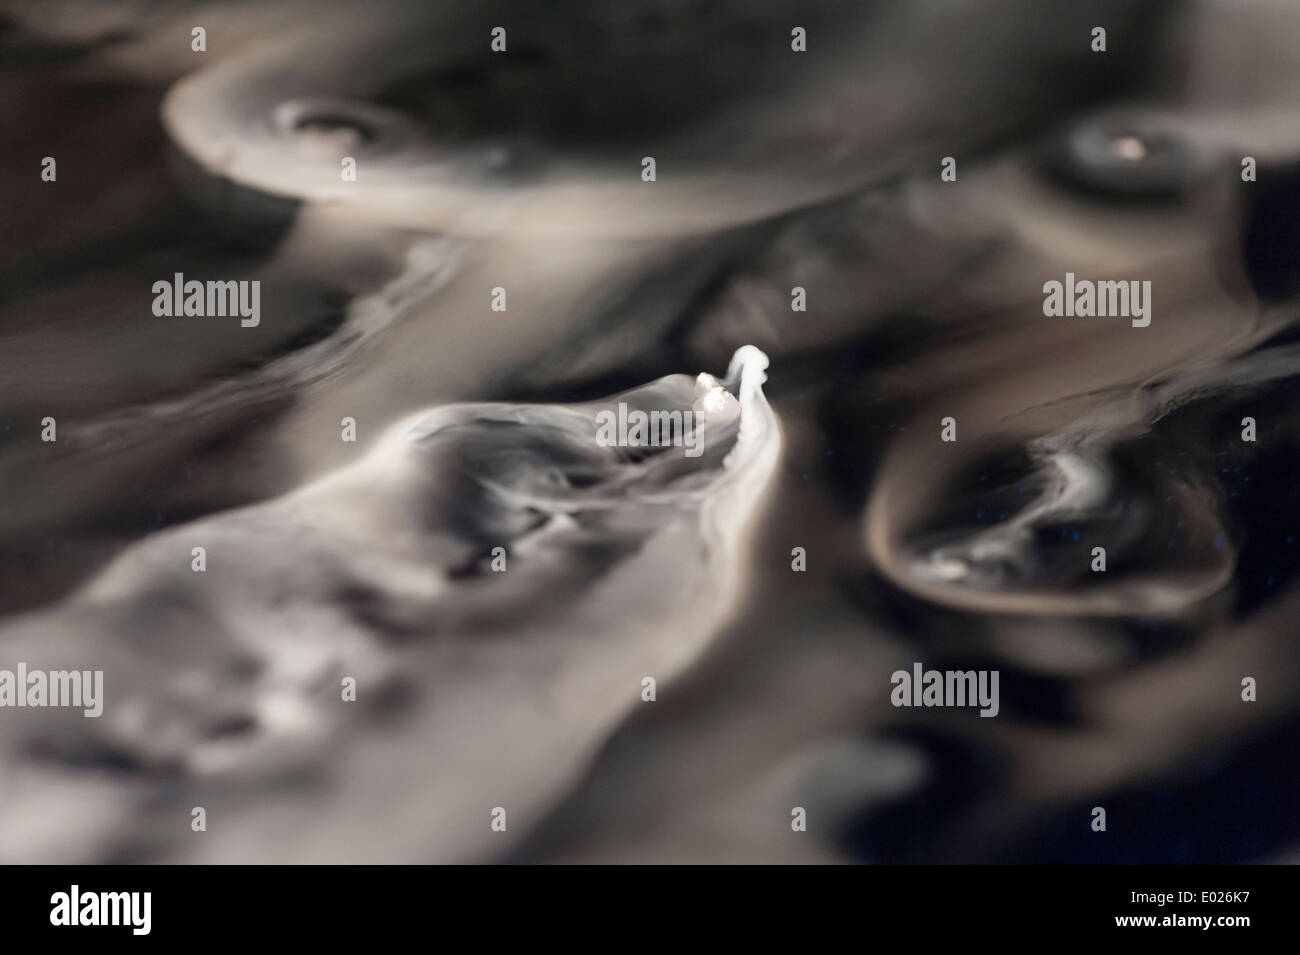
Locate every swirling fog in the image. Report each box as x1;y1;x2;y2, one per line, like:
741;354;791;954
0;0;1298;862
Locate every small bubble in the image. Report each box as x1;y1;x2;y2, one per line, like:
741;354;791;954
1111;135;1147;161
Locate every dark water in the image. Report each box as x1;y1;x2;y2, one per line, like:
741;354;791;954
0;0;1298;863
